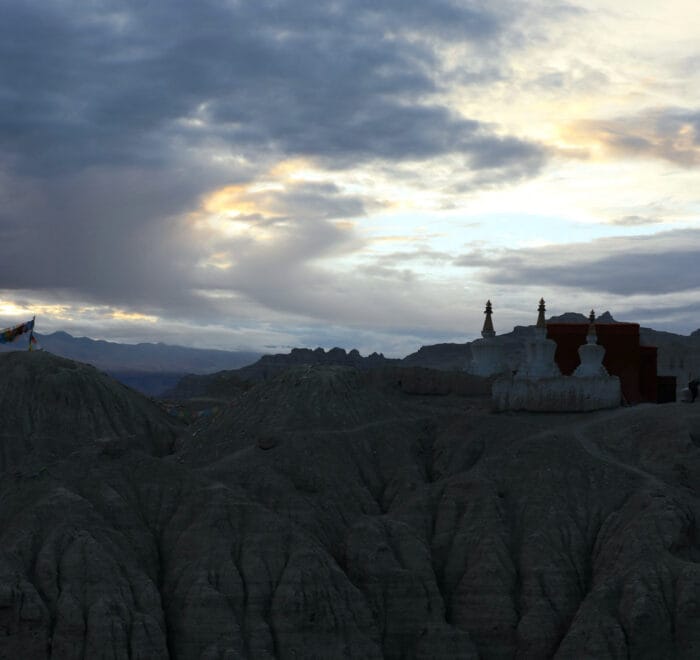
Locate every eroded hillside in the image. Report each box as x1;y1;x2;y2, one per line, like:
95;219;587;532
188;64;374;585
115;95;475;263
1;354;700;659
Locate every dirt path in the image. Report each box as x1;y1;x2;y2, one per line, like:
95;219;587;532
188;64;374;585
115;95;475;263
570;408;665;485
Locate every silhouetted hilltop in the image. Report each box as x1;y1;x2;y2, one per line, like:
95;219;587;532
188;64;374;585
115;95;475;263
164;346;400;398
548;310;617;323
401;342;470;370
0;351;181;472
235;346;400;380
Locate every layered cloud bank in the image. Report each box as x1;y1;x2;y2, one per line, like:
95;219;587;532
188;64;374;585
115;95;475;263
0;0;698;354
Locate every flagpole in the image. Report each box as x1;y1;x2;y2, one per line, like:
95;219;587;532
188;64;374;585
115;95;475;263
28;315;36;352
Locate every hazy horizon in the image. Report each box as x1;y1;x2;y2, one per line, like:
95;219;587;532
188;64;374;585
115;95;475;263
4;308;691;362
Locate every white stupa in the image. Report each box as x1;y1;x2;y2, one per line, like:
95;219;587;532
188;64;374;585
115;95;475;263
515;298;561;380
469;300;508;376
574;310;609;377
493;300;621;412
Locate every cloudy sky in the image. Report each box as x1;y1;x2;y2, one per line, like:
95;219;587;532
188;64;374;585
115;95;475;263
1;0;698;356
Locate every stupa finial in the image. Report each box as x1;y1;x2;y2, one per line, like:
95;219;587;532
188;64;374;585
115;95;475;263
481;300;495;338
587;309;597;343
536;298;547;330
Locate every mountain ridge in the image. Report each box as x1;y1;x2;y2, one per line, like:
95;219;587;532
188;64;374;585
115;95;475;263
165;313;700;399
3;313;699;398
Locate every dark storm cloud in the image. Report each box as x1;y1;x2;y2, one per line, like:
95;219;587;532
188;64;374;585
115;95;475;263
0;168;213;314
0;0;553;341
0;0;542;174
0;168;374;320
456;229;700;296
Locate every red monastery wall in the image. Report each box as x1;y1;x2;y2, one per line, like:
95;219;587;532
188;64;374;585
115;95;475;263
546;322;657;404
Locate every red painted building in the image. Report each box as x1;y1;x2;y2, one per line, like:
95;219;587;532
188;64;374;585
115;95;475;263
546;322;663;404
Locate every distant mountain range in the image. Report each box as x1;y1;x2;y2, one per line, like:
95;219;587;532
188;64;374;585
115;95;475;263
2;313;699;398
0;331;262;396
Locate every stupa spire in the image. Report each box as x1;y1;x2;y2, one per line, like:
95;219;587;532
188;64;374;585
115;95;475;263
587;309;597;343
469;299;507;376
536;298;547;332
481;300;495;338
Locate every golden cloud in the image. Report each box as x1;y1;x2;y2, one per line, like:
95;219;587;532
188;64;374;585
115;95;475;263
560;110;700;166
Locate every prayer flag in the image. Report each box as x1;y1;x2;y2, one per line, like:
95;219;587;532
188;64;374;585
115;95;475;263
0;318;35;344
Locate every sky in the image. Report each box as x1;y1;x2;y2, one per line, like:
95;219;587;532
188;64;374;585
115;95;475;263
1;0;698;356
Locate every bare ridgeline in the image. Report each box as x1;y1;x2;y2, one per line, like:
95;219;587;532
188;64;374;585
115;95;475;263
1;308;700;659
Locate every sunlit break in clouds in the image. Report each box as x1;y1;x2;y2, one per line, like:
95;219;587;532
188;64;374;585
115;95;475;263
1;0;698;355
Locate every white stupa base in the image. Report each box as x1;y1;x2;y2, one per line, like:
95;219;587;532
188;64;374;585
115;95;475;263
574;365;609;377
516;336;561;380
468;338;509;377
493;375;621;412
465;362;510;378
515;364;561;380
468;360;510;377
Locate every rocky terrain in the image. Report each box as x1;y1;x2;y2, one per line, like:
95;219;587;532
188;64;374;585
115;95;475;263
2;351;700;658
221;347;399;383
163;347;400;400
